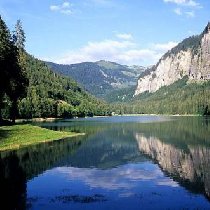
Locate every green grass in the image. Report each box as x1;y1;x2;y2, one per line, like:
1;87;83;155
0;124;83;151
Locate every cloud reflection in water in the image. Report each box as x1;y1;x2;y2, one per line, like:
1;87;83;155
54;162;178;196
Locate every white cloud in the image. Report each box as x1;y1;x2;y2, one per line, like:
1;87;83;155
116;33;133;40
188;30;198;35
61;9;73;15
46;36;177;66
91;0;110;3
173;8;195;17
116;49;162;66
50;5;60;11
62;2;70;8
153;41;178;51
163;0;201;8
164;0;201;17
185;11;195;17
174;8;182;15
89;0;114;6
50;1;73;15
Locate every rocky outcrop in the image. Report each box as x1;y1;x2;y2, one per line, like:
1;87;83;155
135;22;210;95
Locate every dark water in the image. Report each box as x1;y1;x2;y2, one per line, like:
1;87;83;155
1;116;210;210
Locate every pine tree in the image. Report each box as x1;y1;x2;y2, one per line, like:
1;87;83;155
7;19;28;123
0;17;28;123
13;20;25;50
0;16;13;122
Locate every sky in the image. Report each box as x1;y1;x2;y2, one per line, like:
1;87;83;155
0;0;210;66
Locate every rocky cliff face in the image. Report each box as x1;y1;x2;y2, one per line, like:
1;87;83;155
135;23;210;96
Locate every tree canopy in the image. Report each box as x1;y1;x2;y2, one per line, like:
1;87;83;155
0;16;111;123
0;16;28;123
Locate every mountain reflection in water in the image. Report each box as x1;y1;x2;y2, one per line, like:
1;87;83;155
1;116;210;210
136;133;210;199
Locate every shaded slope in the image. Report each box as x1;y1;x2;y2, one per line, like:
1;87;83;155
46;60;145;98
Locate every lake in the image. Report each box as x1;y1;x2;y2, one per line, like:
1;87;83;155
1;115;210;210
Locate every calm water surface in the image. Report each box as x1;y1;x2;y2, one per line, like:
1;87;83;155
1;116;210;210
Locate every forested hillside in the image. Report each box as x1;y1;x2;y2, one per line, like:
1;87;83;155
2;15;209;119
109;23;210;116
17;55;111;118
46;60;145;98
111;77;210;115
104;86;136;103
0;16;111;123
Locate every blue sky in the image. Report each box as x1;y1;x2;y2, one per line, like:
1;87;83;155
0;0;209;66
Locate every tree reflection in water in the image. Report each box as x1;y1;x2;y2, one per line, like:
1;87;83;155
0;136;83;210
1;116;210;209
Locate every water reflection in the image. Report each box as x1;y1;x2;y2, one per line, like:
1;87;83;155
1;116;210;209
135;133;210;199
0;136;83;210
57;128;146;169
0;152;26;210
55;163;166;191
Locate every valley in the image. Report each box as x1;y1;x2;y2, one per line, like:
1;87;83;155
46;60;145;98
42;23;210;116
1;1;210;209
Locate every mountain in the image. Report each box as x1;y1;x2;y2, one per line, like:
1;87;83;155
135;22;210;96
0;16;111;121
3;54;111;119
113;76;210;115
104;86;136;103
46;60;145;98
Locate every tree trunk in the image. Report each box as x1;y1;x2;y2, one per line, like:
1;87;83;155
11;99;18;124
0;108;2;124
0;93;3;124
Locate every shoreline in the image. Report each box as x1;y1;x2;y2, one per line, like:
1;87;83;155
15;117;62;123
0;124;85;152
120;114;200;117
15;113;202;123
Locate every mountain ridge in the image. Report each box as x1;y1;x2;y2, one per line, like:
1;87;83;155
3;54;111;119
46;60;145;98
135;22;210;96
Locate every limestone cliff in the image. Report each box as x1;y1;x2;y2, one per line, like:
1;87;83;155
135;22;210;95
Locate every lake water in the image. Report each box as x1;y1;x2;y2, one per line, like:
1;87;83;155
1;116;210;210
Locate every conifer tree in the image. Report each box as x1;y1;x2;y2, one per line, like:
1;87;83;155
0;17;28;123
7;19;28;123
0;16;13;122
13;19;25;50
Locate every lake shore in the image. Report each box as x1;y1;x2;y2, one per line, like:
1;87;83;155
120;114;200;117
0;124;84;152
13;114;202;124
15;117;62;123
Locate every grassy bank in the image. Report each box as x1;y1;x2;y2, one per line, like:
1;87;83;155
0;124;83;151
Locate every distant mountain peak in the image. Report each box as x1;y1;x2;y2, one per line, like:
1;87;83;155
96;60;115;65
96;60;110;63
96;60;124;70
46;60;145;98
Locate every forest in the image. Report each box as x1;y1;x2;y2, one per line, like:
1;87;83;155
0;16;111;124
1;15;210;124
111;76;210;115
